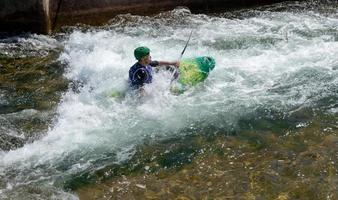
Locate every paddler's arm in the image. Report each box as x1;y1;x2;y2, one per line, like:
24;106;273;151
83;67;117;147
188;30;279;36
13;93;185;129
150;61;180;68
158;61;180;67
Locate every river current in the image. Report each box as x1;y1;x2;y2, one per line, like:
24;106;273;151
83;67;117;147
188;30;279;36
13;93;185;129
0;1;337;199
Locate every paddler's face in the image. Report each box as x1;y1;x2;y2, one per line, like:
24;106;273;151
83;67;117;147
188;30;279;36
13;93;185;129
141;54;151;64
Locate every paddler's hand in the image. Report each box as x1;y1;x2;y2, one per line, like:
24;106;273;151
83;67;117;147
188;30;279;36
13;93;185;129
173;61;180;68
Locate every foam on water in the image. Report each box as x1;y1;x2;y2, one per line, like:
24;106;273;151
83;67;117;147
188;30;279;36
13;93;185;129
1;4;338;199
0;34;60;58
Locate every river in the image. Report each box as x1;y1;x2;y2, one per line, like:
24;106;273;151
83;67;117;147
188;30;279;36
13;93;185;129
0;1;337;199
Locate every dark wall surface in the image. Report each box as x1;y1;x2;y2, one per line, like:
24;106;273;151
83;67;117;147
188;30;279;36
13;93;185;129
0;0;50;33
0;0;289;34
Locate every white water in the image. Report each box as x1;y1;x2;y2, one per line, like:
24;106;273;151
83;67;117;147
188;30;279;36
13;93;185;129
1;5;338;199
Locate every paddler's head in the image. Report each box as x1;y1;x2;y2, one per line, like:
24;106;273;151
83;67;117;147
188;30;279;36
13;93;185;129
134;46;151;65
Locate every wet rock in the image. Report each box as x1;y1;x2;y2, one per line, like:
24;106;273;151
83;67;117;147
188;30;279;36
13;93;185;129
0;133;24;151
74;121;338;199
322;135;338;148
135;184;146;189
0;52;68;151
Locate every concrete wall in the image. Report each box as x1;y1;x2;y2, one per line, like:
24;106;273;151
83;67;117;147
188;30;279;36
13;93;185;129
0;0;51;33
0;0;288;34
53;0;206;29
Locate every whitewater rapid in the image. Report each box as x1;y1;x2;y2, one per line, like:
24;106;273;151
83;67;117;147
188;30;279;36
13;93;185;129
1;4;338;199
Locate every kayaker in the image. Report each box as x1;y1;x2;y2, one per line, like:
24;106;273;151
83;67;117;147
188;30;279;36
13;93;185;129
129;46;179;90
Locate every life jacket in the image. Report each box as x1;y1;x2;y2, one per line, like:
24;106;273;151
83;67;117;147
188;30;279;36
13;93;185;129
129;63;153;88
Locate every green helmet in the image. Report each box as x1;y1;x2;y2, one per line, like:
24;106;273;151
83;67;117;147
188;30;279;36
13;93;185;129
134;46;150;60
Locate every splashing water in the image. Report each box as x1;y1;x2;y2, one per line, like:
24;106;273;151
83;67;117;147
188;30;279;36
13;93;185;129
0;1;338;199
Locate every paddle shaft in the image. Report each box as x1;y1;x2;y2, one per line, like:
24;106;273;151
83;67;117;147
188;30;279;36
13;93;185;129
179;30;193;60
170;30;193;83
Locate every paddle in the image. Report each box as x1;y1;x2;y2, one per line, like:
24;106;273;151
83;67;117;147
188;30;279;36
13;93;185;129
171;30;193;82
179;30;193;60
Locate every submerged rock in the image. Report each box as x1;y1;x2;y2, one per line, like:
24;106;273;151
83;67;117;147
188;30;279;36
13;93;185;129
74;122;338;199
0;133;24;151
0;50;68;150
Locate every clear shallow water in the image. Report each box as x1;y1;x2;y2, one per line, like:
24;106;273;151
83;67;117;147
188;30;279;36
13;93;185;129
0;1;338;199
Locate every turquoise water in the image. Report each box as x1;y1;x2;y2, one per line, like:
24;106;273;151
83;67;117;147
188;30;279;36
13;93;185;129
0;1;337;199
